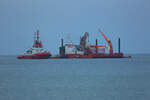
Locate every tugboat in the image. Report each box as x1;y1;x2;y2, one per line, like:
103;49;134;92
17;30;51;59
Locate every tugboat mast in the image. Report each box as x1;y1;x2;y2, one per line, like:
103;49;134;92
33;29;43;48
36;30;40;42
34;30;40;43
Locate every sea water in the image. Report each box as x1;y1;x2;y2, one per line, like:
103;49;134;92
0;54;150;100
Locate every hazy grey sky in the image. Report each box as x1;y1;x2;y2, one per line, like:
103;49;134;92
0;0;150;55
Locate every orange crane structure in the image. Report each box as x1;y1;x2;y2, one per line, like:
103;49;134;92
98;29;113;54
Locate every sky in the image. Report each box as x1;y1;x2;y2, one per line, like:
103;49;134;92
0;0;150;55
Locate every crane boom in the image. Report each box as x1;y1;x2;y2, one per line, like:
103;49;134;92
98;29;109;42
98;29;113;54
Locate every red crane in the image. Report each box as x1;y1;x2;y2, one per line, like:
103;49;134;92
98;29;113;54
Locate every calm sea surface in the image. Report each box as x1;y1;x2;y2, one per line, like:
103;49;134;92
0;54;150;100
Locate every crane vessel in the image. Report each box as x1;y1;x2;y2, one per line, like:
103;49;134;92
58;29;130;58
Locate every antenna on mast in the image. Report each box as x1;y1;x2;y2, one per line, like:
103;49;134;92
33;32;36;43
36;29;40;42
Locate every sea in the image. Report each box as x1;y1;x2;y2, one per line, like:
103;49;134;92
0;54;150;100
